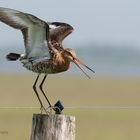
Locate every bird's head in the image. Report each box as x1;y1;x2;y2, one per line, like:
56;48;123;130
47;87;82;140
64;48;95;78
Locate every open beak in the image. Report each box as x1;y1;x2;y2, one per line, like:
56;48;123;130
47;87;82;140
72;58;95;79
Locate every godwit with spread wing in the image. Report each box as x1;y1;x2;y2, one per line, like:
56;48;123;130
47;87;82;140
0;7;94;113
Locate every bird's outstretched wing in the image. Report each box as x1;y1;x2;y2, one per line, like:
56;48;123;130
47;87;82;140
0;7;50;59
48;22;74;45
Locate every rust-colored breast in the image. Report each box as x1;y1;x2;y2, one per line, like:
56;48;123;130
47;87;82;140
29;52;70;74
51;52;70;73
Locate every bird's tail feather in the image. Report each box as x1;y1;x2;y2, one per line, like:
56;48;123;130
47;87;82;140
6;53;20;61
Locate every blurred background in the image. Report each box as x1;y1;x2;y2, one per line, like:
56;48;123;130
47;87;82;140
0;0;140;76
0;0;140;140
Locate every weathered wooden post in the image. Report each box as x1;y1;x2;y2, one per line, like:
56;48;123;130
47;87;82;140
30;114;75;140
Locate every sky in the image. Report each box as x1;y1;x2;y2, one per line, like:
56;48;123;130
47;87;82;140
0;0;140;49
0;0;140;75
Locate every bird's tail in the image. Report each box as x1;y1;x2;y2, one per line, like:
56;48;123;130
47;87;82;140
6;53;20;61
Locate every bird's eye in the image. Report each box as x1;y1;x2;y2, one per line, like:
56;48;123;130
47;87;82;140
67;52;72;56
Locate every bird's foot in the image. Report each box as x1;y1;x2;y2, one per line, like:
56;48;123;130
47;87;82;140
40;106;48;114
46;106;54;114
46;105;63;115
40;100;64;115
39;105;56;115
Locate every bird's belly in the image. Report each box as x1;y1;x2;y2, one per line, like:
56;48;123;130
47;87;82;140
21;60;51;74
21;60;69;74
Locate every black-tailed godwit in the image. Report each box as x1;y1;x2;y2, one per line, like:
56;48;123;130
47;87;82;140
0;7;94;113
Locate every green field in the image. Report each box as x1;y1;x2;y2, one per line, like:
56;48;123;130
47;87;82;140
0;74;140;140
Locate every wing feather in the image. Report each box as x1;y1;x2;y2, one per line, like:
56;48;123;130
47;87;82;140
48;22;74;44
0;7;50;59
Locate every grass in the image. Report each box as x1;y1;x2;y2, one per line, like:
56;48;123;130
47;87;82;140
0;74;140;140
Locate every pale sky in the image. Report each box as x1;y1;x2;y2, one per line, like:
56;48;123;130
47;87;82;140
0;0;140;49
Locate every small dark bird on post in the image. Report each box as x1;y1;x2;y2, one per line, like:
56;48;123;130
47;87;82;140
0;7;95;113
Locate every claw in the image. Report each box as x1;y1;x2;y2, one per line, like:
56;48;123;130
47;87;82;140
39;106;54;115
40;106;48;114
39;100;64;115
46;106;54;114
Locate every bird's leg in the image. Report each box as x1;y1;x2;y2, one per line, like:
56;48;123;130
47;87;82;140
39;74;52;108
33;74;47;114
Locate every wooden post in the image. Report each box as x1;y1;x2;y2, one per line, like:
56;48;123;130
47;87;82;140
30;114;75;140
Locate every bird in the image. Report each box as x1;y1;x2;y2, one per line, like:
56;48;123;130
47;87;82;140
0;7;95;113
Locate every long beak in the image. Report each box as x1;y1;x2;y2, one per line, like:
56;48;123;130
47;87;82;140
73;58;95;79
